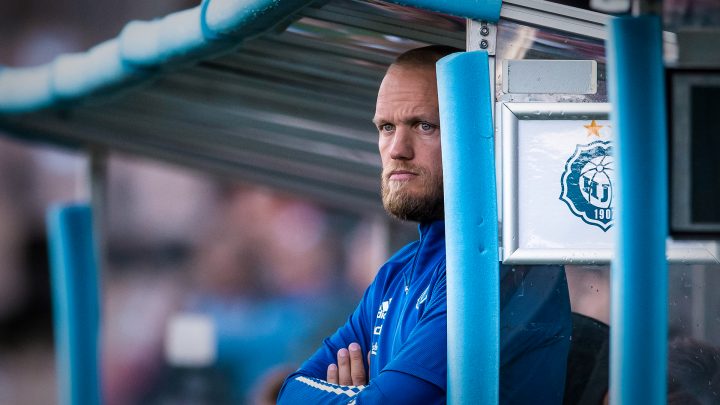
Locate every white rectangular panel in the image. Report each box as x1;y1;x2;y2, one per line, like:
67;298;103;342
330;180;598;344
503;60;597;94
499;102;720;264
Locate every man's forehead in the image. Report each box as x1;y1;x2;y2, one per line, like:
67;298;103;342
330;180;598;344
375;66;439;117
379;65;437;92
376;90;438;106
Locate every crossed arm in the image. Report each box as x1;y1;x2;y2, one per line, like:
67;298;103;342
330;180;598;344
277;349;444;405
277;298;447;403
277;266;449;404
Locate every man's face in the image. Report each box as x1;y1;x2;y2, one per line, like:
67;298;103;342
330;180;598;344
374;65;444;222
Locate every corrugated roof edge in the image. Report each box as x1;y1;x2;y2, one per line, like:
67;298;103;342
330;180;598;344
0;0;501;114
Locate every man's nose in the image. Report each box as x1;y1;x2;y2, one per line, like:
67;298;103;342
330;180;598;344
390;127;414;160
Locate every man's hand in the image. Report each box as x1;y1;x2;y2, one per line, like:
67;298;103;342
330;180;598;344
326;342;368;386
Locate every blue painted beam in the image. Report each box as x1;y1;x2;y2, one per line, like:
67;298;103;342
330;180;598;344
607;15;668;405
437;50;499;404
387;0;502;22
47;204;102;405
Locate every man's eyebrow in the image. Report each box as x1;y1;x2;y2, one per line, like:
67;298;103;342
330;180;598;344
372;115;439;126
399;115;439;125
413;114;438;122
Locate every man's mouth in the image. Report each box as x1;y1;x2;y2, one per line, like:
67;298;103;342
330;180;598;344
388;170;418;181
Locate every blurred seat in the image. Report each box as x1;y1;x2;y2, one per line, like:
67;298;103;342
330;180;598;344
563;312;609;405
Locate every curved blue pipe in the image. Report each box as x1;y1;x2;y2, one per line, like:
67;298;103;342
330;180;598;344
437;50;499;404
607;15;668;405
1;0;502;114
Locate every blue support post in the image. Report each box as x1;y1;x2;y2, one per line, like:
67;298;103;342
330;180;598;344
607;16;668;405
437;51;499;404
47;204;102;405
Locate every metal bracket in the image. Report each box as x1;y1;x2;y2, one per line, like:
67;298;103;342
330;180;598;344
89;148;108;282
467;19;497;55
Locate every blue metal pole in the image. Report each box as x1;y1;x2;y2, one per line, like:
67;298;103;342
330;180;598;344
47;204;102;405
437;50;499;405
607;16;668;405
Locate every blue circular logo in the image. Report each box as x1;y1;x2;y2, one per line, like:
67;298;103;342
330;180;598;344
560;141;614;231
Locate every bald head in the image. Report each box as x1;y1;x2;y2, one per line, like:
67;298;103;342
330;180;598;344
389;45;462;71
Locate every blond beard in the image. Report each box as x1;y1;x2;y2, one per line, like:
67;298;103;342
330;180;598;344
381;165;444;222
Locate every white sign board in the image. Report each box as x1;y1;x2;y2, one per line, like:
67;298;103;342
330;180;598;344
499;102;719;264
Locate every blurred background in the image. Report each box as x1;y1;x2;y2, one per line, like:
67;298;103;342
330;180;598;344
0;2;410;403
0;1;718;404
0;133;407;404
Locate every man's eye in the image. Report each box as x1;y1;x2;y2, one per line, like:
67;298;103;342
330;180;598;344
418;122;436;132
381;124;394;132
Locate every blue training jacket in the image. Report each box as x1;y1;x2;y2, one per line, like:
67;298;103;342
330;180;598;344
278;220;572;404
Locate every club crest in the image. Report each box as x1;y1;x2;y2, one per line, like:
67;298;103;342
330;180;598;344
560;140;614;231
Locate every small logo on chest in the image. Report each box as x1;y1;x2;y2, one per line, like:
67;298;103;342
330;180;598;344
415;286;430;309
371;299;392;356
376;298;392;319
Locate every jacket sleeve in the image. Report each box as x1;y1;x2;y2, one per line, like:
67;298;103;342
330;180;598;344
276;283;373;404
282;283;375;384
277;369;445;404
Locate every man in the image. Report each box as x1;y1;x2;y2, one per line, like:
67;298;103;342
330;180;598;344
277;45;572;404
